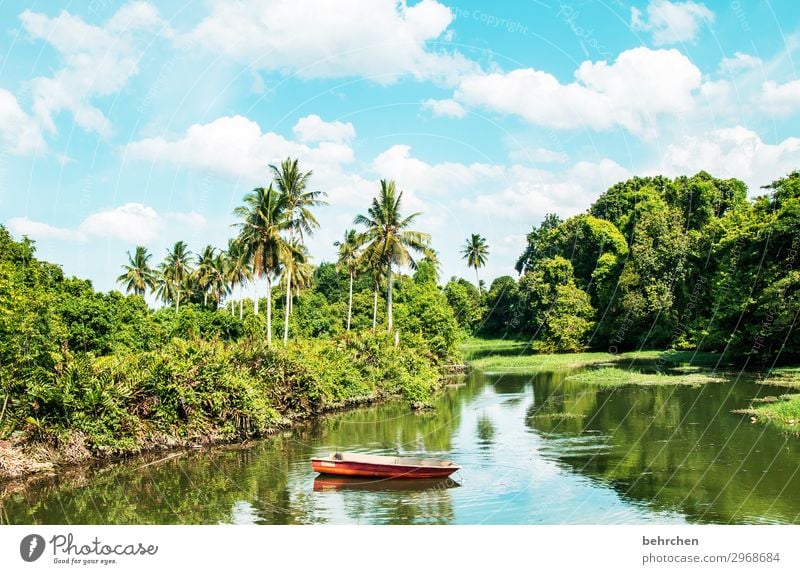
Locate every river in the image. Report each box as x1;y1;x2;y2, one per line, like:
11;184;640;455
2;364;800;524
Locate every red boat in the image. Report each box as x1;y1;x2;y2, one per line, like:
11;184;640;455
311;452;459;479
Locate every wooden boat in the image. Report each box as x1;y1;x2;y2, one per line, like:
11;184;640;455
311;452;459;479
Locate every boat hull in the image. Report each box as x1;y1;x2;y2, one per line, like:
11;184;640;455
311;454;459;479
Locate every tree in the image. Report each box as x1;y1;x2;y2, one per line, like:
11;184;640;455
160;241;192;312
518;256;594;351
355;179;430;332
225;237;252;319
461;234;489;292
515;213;562;274
280;240;308;345
233;185;291;346
117;246;157;297
269;157;326;336
194;245;217;307
334;229;363;331
209;251;229;309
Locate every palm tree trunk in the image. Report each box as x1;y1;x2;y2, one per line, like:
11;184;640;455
266;276;273;346
283;272;292;346
239;293;243;320
347;272;353;331
372;282;378;331
204;292;208;307
176;289;180;313
254;278;259;315
475;265;480;293
387;264;393;331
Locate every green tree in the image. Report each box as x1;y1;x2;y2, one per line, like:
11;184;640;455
515;213;562;274
481;276;521;335
233;185;291;346
116;246;157;297
280;240;309;345
159;241;192;312
519;256;594;351
194;245;217;307
269;157;326;336
334;229;363;331
355;179;430;332
225;237;252;319
461;234;489;292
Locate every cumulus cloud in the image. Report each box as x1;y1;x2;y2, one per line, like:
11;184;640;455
126;115;356;185
453;47;702;138
659;126;800;192
372;144;503;195
181;0;473;84
0;89;45;155
719;52;762;74
421;98;467;118
292;114;355;143
6;203;206;244
761;79;800;117
631;0;714;46
20;2;168;137
508;147;568;164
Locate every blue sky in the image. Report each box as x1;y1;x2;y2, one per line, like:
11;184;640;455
1;0;799;296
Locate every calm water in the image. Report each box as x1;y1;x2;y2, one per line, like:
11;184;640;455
3;366;800;525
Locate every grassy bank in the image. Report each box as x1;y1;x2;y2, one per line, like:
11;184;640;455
461;337;727;373
736;395;800;433
565;367;724;388
0;332;444;481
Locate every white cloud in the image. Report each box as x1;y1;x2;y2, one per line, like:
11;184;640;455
20;2;167;137
719;52;762;74
453;47;702;137
761;79;800;117
0;89;45;155
126;115;355;184
6;203;206;245
6;217;83;241
182;0;473;84
368;144;629;223
464;159;631;221
372;144;503;195
421;98;467;118
80;203;165;243
292;114;355;143
508;146;568;164
631;0;714;46
659;126;800;192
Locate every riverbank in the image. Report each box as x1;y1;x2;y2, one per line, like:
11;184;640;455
461;338;800;432
461;337;727;373
0;333;455;482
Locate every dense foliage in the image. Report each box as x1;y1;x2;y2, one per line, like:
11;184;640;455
0;223;460;462
449;170;799;361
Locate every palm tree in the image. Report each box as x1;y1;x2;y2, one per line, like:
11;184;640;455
362;256;385;331
279;240;307;345
161;241;192;312
117;245;157;296
209;251;229;308
233;185;291;346
421;247;442;283
226;237;252;320
335;229;362;331
355;179;430;331
194;245;216;307
269;157;327;332
461;234;489;292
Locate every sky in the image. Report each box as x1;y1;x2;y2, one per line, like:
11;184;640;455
1;0;799;296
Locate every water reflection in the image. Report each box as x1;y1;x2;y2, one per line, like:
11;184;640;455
2;363;800;524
